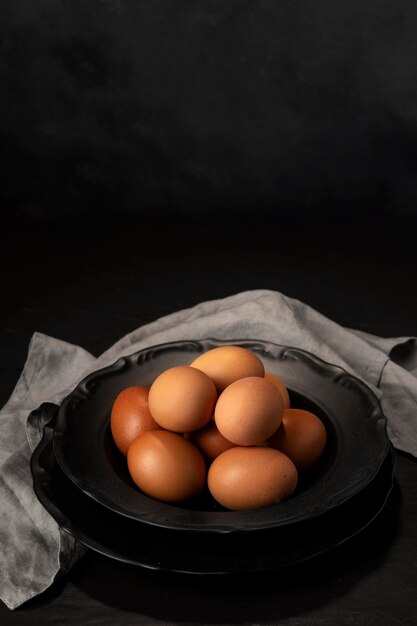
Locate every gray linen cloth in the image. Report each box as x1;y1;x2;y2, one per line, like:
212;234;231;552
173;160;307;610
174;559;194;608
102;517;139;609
1;289;417;610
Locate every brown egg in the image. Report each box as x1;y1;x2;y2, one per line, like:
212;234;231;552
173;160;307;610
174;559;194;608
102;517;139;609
207;446;298;510
190;346;265;393
184;419;236;461
110;386;161;456
264;371;290;409
148;366;217;432
269;408;327;470
215;376;284;446
127;430;206;503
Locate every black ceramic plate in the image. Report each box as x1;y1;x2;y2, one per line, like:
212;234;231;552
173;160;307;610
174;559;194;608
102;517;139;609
53;339;390;533
33;415;395;574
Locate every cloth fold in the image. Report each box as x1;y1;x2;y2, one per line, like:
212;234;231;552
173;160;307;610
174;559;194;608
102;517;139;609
1;289;417;610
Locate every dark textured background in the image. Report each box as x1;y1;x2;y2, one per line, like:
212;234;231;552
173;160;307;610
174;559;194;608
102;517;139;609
2;4;417;622
2;0;417;225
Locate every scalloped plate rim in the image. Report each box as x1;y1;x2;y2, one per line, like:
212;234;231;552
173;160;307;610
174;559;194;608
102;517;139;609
53;338;390;533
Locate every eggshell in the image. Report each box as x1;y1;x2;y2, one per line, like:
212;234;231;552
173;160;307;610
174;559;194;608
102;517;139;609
190;346;265;392
215;376;284;446
110;386;161;456
269;408;327;470
184;419;236;461
127;430;206;503
207;446;298;510
148;366;217;432
264;371;291;409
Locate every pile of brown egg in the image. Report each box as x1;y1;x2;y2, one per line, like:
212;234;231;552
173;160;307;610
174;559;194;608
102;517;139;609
110;346;327;511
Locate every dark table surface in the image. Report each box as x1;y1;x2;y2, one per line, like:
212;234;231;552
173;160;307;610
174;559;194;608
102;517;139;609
1;212;417;625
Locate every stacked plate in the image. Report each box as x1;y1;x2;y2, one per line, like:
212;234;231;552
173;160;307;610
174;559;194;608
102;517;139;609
31;338;395;574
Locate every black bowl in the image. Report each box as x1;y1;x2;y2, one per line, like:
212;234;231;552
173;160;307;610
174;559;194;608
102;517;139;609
34;413;396;573
53;339;390;533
